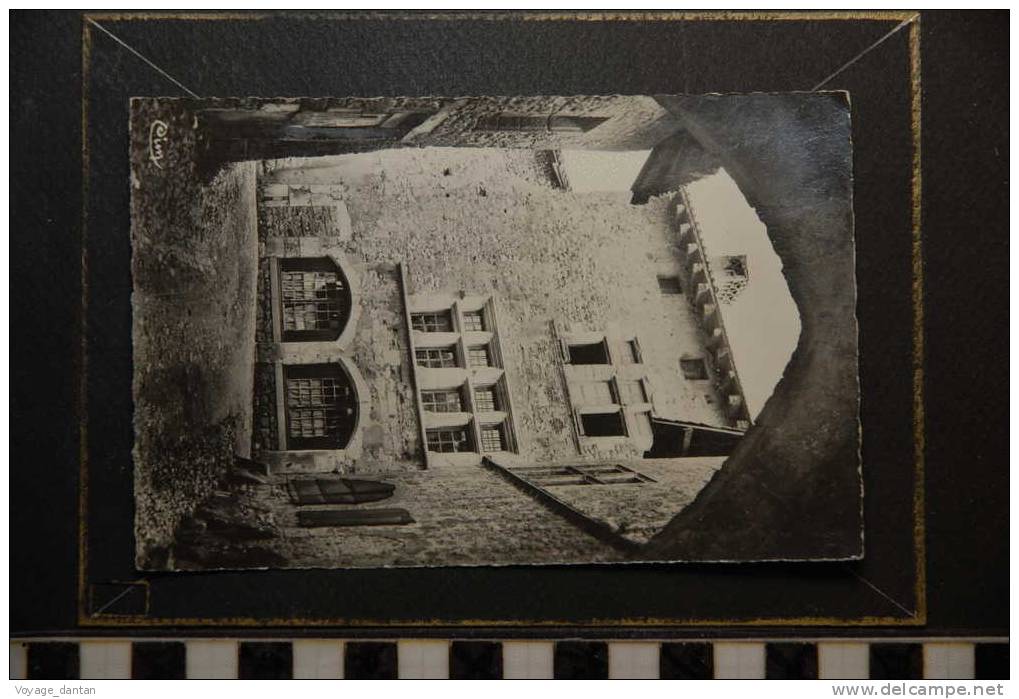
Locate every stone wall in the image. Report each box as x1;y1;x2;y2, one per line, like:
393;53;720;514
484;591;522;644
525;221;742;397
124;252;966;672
263;147;729;466
258;205;340;239
253;207;423;473
415;95;682;151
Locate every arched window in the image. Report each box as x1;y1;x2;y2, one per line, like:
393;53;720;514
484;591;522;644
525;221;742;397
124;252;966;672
278;257;352;342
283;363;358;450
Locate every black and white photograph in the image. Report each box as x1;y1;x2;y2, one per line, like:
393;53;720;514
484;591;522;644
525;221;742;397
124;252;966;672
130;93;859;571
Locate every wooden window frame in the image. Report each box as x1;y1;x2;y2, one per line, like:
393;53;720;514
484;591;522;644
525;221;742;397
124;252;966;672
421;387;466;413
511;463;655;487
472;384;501;412
277;257;352;343
282;363;358;450
426;427;475;454
479;423;507;452
415;345;460;369
467;344;494;368
461;309;486;332
411;309;454;333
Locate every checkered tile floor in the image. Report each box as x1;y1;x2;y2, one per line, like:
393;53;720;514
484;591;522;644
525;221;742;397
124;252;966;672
9;639;1008;679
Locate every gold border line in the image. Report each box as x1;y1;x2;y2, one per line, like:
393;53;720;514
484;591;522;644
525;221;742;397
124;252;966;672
77;10;926;629
908;15;927;625
82;10;916;22
78;15;92;629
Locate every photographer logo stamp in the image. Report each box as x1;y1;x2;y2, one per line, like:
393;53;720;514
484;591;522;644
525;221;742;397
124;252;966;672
148;120;169;169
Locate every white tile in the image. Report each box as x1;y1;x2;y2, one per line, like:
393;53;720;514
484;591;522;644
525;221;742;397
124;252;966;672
292;640;344;679
186;640;238;679
714;642;766;679
10;643;28;680
79;641;131;679
608;642;659;679
925;643;975;679
503;641;554;679
397;640;449;679
818;642;870;679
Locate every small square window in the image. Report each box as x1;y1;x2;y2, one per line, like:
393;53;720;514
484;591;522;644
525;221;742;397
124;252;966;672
681;358;709;380
416;346;459;368
468;345;492;368
657;275;683;295
411;310;453;333
473;385;500;412
462;310;486;332
579;411;627;437
480;424;506;452
566;340;610;365
421;389;464;413
426;428;474;453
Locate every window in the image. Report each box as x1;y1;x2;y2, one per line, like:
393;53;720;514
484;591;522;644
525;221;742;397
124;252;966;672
618;380;647;404
473;385;500;412
480;424;507;452
475;113;608;133
579;411;627;437
566;340;610;365
623;339;642;364
427;427;473;453
467;345;492;368
509;463;655;487
657;275;683;295
421;389;464;413
416;346;459;368
461;310;486;332
283;364;357;450
681;358;709;380
278;258;352;342
411;310;453;333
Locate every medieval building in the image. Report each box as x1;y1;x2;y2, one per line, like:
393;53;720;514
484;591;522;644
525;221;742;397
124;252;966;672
180;95;798;566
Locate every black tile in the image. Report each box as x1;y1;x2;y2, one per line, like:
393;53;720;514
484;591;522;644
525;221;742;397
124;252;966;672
554;641;608;680
975;643;1009;680
131;642;186;680
27;643;79;680
345;642;397;680
238;642;293;680
766;643;818;679
450;641;502;679
660;642;713;679
870;643;923;680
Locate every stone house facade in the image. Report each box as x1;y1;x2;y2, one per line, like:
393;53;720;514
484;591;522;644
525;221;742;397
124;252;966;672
250;146;752;476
